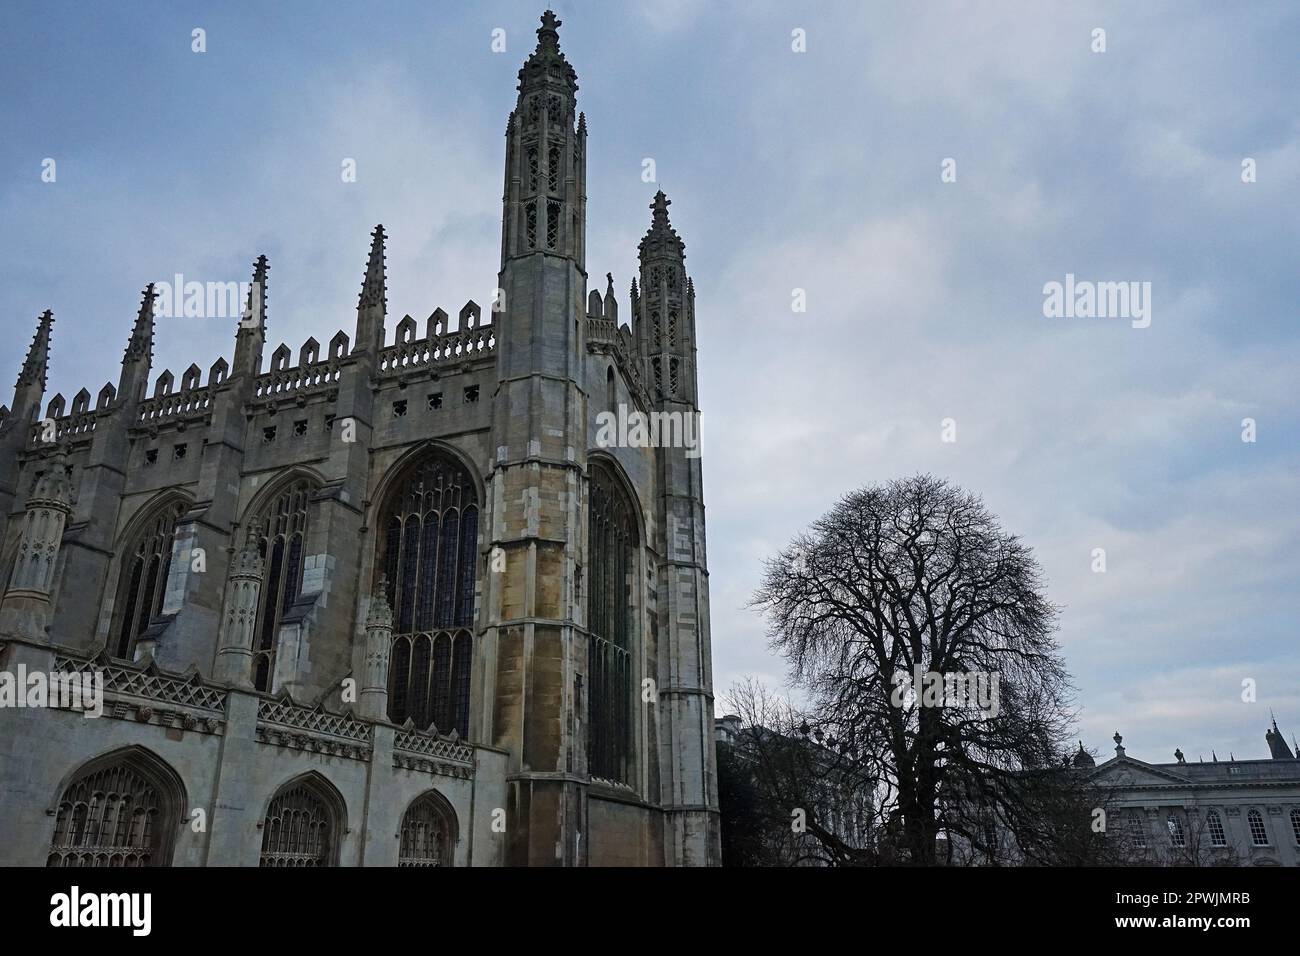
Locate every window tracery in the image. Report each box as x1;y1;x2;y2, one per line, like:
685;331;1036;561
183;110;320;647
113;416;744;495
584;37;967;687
111;499;187;661
379;451;478;737
586;460;636;782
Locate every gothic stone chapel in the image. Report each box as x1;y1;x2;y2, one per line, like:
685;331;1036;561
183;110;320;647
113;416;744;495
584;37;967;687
0;11;720;867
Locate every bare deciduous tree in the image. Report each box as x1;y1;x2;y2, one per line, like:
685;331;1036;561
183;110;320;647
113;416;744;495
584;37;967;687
751;474;1076;865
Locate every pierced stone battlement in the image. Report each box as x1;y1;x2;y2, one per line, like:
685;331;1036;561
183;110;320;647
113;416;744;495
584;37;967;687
377;310;496;376
137;386;213;426
253;354;343;402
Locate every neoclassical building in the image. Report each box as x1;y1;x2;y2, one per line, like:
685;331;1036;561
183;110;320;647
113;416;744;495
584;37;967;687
0;11;719;867
1075;722;1300;866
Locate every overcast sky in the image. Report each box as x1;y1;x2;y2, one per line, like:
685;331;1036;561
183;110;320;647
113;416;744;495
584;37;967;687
3;1;1297;766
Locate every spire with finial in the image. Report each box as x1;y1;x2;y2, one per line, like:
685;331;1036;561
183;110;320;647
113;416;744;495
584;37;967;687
242;255;269;330
124;285;156;366
359;224;387;310
15;310;54;393
353;225;387;353
231;255;269;378
1265;712;1296;759
517;9;578;97
537;9;561;54
115;286;157;403
639;190;686;261
499;10;586;268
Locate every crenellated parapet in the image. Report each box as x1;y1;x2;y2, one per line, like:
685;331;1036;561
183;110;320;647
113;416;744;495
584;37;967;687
136;385;214;427
0;9;718;868
376;304;496;376
252;346;344;401
586;276;651;411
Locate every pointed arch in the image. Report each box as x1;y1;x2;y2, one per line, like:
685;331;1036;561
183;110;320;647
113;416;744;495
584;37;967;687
241;469;323;691
239;466;328;527
372;443;481;738
398;789;459;866
107;490;193;660
587;450;647;546
47;746;187;867
585;453;643;784
368;440;485;527
259;772;346;867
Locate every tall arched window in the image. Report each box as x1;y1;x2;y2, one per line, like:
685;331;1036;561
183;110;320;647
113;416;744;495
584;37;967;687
1166;813;1185;847
1290;808;1300;845
1207;809;1227;847
250;478;315;691
586;459;637;784
111;499;187;661
260;776;343;867
47;748;185;867
398;791;458;866
377;450;478;737
1248;808;1269;846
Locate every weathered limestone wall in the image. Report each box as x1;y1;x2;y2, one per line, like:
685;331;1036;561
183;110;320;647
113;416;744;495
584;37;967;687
0;638;505;867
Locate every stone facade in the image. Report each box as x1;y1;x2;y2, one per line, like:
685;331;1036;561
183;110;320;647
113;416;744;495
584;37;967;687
952;724;1300;866
0;11;720;867
1081;727;1300;867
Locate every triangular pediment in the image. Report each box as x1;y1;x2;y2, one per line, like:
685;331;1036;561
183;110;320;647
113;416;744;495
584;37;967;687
1087;755;1193;787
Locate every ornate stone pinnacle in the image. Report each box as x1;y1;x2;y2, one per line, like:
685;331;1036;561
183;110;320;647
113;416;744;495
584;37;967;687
242;517;264;550
241;256;269;331
359;224;387;309
652;189;670;219
124;284;157;364
518;7;576;95
31;444;73;509
639;190;685;260
17;310;54;391
368;576;393;627
538;9;561;48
